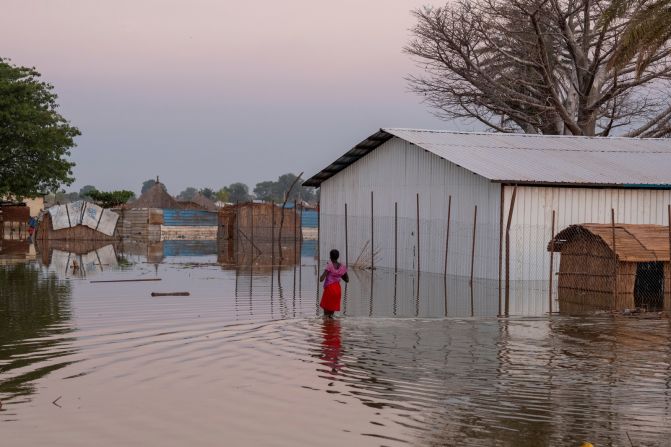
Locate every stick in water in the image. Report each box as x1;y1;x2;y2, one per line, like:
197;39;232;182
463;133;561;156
151;292;190;297
90;278;162;283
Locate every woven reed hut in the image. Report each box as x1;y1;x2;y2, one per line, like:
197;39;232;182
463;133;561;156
549;224;671;311
218;203;300;242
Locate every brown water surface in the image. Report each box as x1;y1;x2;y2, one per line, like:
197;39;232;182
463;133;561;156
1;242;671;446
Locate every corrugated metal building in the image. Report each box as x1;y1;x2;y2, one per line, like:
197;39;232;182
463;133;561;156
304;128;671;288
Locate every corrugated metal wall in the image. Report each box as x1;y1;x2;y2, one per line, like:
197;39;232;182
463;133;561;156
320;137;501;278
504;186;671;280
162;209;217;226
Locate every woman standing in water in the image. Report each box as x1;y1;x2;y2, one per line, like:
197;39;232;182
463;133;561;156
319;249;349;318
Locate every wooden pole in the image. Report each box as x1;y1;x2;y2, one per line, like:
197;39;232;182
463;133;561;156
345;203;349;266
271;201;275;266
444;195;452;277
668;205;671;309
235;204;240;265
416;193;420;276
611;208;617;309
470;205;478;287
498;186;504;316
505;186;518;316
250;204;255;261
294;200;298;264
394;202;398;274
371;191;374;270
317;201;320;267
548;210;556;315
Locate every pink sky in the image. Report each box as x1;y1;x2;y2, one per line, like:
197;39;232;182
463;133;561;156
3;0;460;194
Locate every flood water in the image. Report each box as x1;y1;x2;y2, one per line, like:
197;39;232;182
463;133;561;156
2;240;671;446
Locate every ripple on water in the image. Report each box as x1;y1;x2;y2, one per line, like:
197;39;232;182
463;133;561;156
2;260;671;446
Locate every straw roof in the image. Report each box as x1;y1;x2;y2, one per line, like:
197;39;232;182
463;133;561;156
189;193;217;211
550;224;671;262
130;182;179;209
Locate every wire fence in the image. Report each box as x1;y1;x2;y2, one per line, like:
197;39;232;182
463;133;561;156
317;203;671;315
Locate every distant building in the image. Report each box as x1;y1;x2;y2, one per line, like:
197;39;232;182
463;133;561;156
305;128;671;288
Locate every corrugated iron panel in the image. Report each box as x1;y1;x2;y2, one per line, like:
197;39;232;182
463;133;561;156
301;210;318;228
305;128;671;187
505;185;671;282
320;137;501;278
385;128;671;185
162;209;217;226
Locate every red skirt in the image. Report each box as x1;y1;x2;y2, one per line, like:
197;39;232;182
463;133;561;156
320;282;342;312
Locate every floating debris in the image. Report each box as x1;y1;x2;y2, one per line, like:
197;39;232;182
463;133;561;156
151;292;190;297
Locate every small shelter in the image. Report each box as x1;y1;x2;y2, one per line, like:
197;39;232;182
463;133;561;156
120;182;217;241
37;201;120;242
548;224;671;311
218;203;300;242
177;193;218;211
130;182;180;209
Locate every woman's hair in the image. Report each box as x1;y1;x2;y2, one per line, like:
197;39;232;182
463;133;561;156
329;249;339;262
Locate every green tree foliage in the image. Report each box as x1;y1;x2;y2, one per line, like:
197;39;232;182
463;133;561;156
253;181;276;201
0;58;80;198
177;187;198;201
227;182;251;203
253;173;316;203
199;187;215;200
79;185;96;200
215;187;230;203
606;0;671;75
87;189;135;208
141;178;166;194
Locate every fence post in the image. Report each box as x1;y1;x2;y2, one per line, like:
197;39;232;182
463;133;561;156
250;204;255;263
416;193;420;276
317;201;320;267
294;200;298;264
394;202;398;275
668;205;671;310
611;208;617;310
505;186;518;316
445;195;452;277
470;205;477;287
498;186;504;316
345;203;349;266
271;201;275;266
548;210;556;314
371;191;374;270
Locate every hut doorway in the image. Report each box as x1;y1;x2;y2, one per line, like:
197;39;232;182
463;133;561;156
634;262;665;309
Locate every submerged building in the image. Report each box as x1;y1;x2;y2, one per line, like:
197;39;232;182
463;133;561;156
305;128;671;290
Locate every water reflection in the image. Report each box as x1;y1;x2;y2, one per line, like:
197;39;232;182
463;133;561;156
0;263;73;409
2;240;671;445
36;239;119;278
305;317;671;446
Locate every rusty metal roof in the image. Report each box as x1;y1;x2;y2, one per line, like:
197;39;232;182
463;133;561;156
303;128;671;187
550;224;671;262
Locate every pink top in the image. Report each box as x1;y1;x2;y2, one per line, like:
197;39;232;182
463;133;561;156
324;261;347;287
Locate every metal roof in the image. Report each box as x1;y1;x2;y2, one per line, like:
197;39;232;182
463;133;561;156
303;128;671;187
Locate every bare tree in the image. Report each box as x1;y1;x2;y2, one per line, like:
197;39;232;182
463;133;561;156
405;0;671;137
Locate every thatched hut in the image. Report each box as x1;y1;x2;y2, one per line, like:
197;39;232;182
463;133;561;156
130;182;179;209
178;193;218;211
120;182;217;241
549;224;671;311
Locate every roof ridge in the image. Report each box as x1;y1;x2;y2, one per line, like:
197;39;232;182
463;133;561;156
383;127;671;141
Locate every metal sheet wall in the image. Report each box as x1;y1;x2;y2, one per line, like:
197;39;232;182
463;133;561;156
162;209;217;226
320;137;501;278
504;185;671;283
